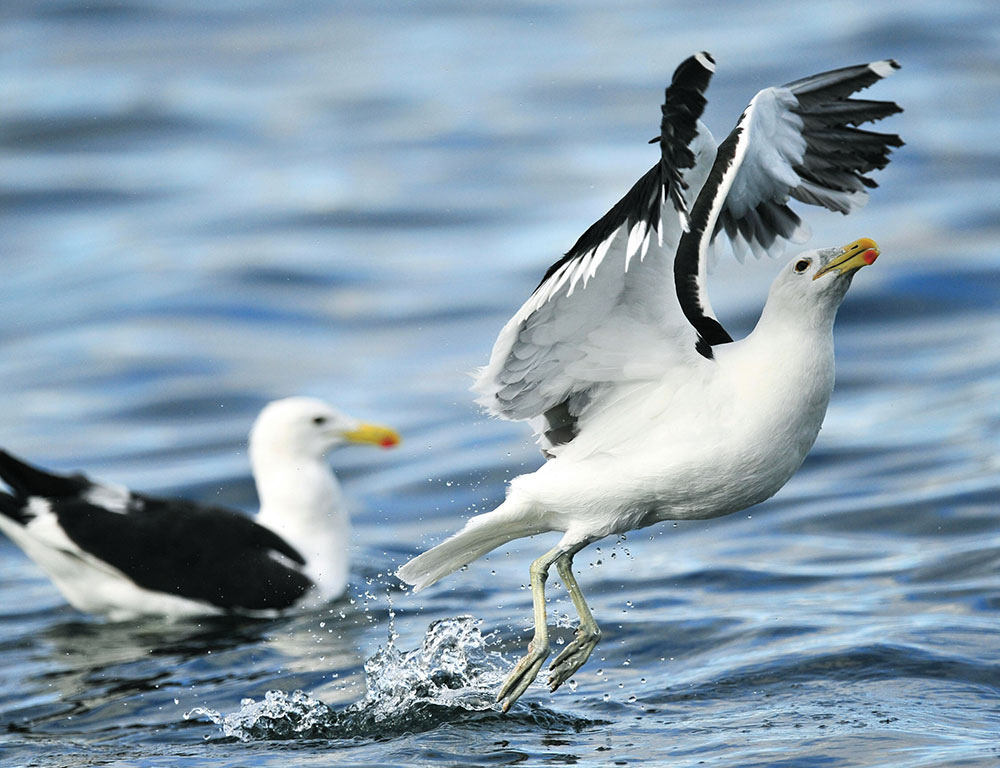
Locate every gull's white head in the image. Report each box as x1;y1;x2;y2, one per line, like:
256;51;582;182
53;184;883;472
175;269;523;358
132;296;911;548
248;397;398;603
763;238;880;328
249;397;400;463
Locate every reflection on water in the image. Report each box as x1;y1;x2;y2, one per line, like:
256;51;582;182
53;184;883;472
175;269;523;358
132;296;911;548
1;0;999;766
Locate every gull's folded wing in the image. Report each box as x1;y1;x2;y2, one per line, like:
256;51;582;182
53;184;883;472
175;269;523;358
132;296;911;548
0;449;313;611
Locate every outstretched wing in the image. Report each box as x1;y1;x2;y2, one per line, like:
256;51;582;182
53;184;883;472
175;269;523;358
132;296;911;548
714;60;902;262
472;53;718;453
673;59;902;350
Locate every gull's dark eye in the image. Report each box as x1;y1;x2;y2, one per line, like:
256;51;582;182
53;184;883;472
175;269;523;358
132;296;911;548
794;259;811;274
312;416;327;426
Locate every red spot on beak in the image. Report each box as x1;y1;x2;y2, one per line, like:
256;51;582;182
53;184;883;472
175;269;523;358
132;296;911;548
863;249;878;265
380;436;399;448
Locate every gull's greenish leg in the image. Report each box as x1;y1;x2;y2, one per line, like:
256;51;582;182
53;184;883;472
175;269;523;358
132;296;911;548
497;546;564;712
548;547;601;691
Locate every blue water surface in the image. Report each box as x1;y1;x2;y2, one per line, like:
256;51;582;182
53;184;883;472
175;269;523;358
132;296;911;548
1;1;999;766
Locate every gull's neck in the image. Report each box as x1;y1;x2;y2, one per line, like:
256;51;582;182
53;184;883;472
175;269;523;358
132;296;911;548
251;449;350;602
719;300;840;462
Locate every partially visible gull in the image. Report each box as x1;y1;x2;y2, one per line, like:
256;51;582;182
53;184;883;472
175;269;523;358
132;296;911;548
398;53;902;710
0;397;399;620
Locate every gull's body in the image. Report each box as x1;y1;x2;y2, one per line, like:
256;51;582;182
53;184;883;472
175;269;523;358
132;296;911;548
0;397;399;619
398;53;901;709
510;321;835;536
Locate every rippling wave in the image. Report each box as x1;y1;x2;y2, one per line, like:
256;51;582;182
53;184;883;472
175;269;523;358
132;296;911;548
1;1;999;767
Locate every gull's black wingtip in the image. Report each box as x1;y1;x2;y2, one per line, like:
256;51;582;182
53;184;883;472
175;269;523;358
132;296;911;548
647;52;715;144
0;449;90;500
684;51;716;73
657;51;716;219
669;51;716;87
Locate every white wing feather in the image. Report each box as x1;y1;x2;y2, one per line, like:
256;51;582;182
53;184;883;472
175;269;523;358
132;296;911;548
472;211;705;429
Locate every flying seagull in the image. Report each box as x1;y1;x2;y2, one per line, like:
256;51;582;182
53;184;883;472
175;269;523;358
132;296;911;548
398;53;902;710
0;397;399;620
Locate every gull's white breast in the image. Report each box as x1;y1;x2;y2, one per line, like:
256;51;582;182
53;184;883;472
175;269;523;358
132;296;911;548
509;322;837;538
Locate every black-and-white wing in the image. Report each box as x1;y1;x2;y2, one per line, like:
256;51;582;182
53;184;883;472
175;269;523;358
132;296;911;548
706;61;901;260
473;53;718;453
673;59;902;351
0;449;312;612
54;495;313;611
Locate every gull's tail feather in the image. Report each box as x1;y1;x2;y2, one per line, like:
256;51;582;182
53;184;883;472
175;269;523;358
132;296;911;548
397;500;540;592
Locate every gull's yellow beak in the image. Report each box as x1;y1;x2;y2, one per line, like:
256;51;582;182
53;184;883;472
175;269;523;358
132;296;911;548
813;237;880;280
342;422;401;449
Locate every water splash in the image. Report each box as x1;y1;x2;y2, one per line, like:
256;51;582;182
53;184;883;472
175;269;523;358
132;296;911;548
188;689;335;741
360;614;507;717
187;616;512;742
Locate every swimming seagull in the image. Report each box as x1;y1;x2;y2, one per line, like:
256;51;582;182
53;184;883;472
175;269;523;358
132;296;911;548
0;397;399;620
397;53;902;709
